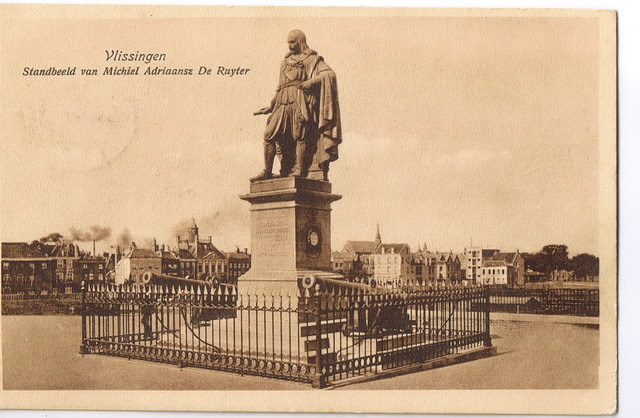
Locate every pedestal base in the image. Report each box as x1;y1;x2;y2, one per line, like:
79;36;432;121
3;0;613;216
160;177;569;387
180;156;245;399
238;176;341;297
237;269;343;297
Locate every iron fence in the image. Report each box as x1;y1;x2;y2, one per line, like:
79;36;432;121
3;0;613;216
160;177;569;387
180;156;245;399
80;282;490;387
478;287;599;317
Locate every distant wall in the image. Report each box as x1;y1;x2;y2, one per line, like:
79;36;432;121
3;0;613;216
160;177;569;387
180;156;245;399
1;294;81;315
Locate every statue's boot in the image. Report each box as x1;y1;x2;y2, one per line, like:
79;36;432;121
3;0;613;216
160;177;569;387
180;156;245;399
250;142;276;182
290;141;306;177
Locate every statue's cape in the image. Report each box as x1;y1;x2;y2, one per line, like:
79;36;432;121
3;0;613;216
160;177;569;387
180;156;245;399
308;55;342;168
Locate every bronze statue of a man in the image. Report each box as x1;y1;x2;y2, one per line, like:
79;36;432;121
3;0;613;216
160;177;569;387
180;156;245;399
252;29;342;182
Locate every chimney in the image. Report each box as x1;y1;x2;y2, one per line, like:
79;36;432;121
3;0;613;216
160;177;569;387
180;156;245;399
208;236;212;243
162;244;166;252
244;248;248;254
131;241;137;250
153;237;157;252
93;240;96;257
177;235;181;244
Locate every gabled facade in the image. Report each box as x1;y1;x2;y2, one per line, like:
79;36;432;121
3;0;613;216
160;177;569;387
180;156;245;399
426;252;463;286
489;251;525;286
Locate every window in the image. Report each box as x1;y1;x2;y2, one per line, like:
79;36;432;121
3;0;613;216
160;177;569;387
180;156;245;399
57;260;64;268
56;272;64;281
16;274;24;282
66;272;73;281
3;274;9;283
41;263;48;269
68;260;73;268
2;262;8;269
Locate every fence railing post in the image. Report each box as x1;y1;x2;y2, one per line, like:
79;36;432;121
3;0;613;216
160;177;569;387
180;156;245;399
312;283;326;389
483;286;492;347
79;280;88;354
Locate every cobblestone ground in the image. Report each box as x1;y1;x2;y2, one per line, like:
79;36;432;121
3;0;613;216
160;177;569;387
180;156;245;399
1;315;598;390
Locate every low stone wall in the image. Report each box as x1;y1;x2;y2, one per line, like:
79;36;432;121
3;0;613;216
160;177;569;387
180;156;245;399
1;294;82;315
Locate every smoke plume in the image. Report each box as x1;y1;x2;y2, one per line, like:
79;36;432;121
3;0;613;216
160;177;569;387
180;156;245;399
69;225;112;242
39;232;64;243
116;229;133;249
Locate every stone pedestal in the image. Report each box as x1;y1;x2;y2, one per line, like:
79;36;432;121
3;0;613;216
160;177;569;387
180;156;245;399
237;176;342;296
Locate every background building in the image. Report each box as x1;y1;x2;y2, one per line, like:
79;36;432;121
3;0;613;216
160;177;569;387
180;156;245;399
463;246;482;284
340;224;383;276
490;251;525;286
74;253;107;285
224;248;251;284
1;242;55;294
426;252;463;287
331;250;357;274
2;241;108;293
115;243;161;284
481;260;509;285
45;242;82;292
371;243;412;287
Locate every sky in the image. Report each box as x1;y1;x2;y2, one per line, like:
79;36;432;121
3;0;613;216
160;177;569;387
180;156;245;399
1;12;600;256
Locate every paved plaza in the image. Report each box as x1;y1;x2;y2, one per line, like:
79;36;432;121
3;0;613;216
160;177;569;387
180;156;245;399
2;315;598;390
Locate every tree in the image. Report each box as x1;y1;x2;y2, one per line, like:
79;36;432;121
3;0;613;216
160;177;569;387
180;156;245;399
572;253;599;278
525;244;573;273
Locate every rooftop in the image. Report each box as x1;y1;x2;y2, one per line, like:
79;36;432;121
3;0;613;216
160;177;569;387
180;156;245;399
125;248;160;259
483;260;508;267
373;243;409;255
343;240;378;255
1;242;48;259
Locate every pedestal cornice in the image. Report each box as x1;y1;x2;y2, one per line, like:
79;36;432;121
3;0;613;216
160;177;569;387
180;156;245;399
239;177;342;205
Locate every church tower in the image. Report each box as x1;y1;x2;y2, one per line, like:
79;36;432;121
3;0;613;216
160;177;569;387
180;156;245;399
190;218;199;242
375;223;382;246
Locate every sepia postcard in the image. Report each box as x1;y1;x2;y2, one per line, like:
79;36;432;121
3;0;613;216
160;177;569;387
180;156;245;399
0;4;617;415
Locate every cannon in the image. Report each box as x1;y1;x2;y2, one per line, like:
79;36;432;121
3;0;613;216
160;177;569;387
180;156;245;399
141;272;236;322
299;274;381;294
141;272;234;290
298;274;414;337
